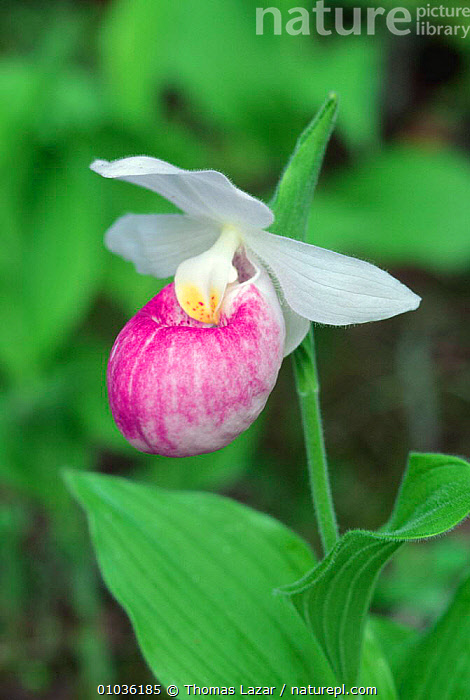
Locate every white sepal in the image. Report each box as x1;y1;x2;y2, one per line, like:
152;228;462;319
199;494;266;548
91;157;274;229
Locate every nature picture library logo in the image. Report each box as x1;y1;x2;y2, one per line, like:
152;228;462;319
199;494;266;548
255;1;470;38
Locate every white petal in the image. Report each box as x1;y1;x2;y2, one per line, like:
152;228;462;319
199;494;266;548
280;300;310;356
105;214;221;278
91;156;273;229
245;229;421;325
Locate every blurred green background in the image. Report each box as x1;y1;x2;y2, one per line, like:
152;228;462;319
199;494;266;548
1;0;469;697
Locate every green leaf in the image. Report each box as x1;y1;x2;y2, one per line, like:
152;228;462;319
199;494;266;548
287;36;381;151
309;146;470;272
0;386;91;512
358;622;398;700
65;471;337;687
99;0;171;127
270;93;338;242
104;255;168;318
383;453;470;538
0;60;42;381
34;69;105;142
368;616;417;682
314;40;380;152
63;338;127;453
399;571;470;699
279;453;470;685
374;539;470;620
23;145;106;361
159;1;377;151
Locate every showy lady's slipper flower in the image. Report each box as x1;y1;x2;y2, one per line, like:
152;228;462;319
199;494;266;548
91;156;420;457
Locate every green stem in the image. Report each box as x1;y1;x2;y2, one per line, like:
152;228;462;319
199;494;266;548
292;328;339;555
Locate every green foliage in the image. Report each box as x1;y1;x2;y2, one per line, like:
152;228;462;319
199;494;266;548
399;570;470;699
310;146;470;271
66;453;470;691
270;93;338;242
368;616;418;681
279;453;470;685
24;145;106;362
374;538;470;619
99;0;380;162
65;471;337;687
100;0;170;127
358;624;398;700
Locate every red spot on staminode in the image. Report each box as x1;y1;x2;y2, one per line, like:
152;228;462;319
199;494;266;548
198;301;204;306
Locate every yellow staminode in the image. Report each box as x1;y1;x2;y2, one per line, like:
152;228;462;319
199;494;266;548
179;285;221;324
175;226;241;325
